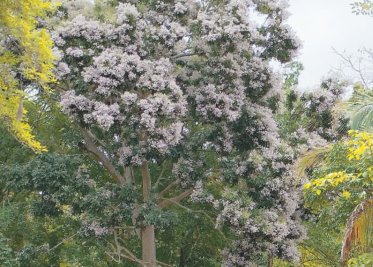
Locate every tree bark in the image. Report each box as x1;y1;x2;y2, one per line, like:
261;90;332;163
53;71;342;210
178;245;186;267
158;188;193;209
267;256;274;267
140;161;156;267
80;128;126;184
141;225;156;267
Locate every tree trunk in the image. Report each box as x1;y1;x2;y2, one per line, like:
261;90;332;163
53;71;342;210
141;161;156;267
267;256;274;267
178;242;187;267
141;225;156;267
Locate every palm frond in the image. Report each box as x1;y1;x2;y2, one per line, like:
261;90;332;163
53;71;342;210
348;89;373;131
294;146;331;182
340;199;373;265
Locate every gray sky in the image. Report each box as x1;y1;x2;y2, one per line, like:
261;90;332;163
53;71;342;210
287;0;373;90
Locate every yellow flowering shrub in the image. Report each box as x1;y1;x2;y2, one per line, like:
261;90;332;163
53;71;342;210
304;131;373;202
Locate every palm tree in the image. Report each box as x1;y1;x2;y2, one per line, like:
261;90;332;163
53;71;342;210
348;85;373;131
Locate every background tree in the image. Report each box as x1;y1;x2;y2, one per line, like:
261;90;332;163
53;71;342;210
278;74;350;267
0;93;118;267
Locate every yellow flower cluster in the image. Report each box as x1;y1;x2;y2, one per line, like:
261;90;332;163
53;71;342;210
0;0;57;152
347;130;373;160
304;171;353;197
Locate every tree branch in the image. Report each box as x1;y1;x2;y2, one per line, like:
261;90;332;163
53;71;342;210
158;195;229;241
172;51;197;60
105;231;174;267
106;233;143;265
158;188;193;209
49;232;79;252
154;161;167;188
80;128;126;185
333;48;371;88
158;180;180;199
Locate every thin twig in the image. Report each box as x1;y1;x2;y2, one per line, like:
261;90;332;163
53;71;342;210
49;232;79;252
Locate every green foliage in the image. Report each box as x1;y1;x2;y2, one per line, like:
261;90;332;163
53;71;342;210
283;61;304;90
299;222;341;266
0;95;116;265
157;207;226;266
303;131;373;264
278;74;352;266
348;253;373;266
0;234;18;267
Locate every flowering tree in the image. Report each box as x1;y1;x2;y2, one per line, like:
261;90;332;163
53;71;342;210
0;0;57;152
54;0;304;265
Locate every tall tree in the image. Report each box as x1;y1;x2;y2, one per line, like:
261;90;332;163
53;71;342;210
53;0;304;266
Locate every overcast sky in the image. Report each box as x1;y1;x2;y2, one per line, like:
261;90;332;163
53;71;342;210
287;0;373;90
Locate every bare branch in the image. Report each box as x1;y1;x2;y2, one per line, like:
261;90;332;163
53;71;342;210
154;161;168;188
105;230;174;267
105;251;142;265
333;48;371;88
105;233;143;265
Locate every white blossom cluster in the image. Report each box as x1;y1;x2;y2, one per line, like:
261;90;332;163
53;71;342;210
83;220;110;237
217;178;305;266
55;5;189;157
